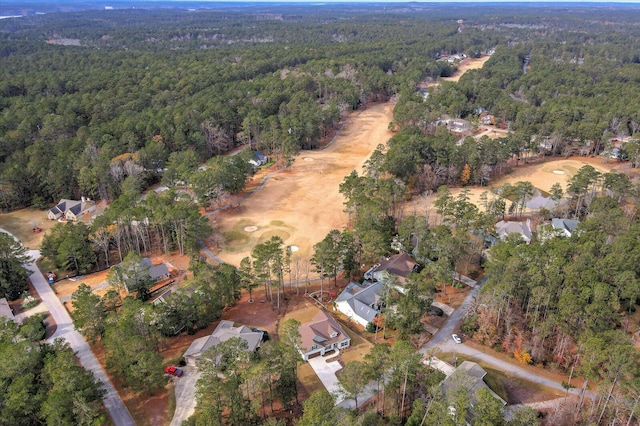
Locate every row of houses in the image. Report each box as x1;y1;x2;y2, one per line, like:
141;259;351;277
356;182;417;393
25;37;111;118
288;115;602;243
183;309;351;365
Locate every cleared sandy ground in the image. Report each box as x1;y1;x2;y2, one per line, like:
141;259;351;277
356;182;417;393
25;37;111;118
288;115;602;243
214;103;395;266
442;55;491;83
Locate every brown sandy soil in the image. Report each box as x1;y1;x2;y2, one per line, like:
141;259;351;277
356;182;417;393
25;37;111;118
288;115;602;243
442;55;492;83
434;284;471;309
211;102;395;267
52;253;188;302
52;269;110;299
223;288;279;336
474;124;510;140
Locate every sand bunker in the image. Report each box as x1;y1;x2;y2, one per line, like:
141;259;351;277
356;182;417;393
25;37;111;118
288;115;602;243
552;170;565;175
243;226;258;232
303;157;314;162
289;245;299;252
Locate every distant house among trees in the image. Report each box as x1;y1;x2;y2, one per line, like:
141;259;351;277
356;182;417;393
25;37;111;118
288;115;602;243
47;198;96;221
298;310;350;361
551;218;580;237
335;281;383;327
248;150;268;167
183;320;264;366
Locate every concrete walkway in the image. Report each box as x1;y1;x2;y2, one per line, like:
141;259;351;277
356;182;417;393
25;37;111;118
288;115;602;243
431;300;454;316
423;357;456;376
1;229;135;426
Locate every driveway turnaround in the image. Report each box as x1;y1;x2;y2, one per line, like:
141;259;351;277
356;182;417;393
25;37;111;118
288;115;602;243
0;227;136;426
307;354;345;404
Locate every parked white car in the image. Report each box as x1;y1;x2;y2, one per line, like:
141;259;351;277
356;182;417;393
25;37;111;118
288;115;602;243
452;334;462;344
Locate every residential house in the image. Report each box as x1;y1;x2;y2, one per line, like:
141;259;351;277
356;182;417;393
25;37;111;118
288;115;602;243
141;257;171;283
495;220;533;244
248;150;268;167
47;198;96;221
0;298;15;322
448;119;472;136
122;258;170;293
183;320;264;366
551;218;580;237
441;361;507;423
298;310;350;361
367;253;420;293
335;281;383;327
479;113;495;126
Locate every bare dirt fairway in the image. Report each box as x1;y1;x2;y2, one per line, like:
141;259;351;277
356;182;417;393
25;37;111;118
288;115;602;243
213;103;394;266
407;157;620;215
442;55;491;83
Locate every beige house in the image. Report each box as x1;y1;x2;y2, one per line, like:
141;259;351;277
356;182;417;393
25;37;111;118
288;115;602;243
47;198;96;221
183;320;264;366
298;310;350;361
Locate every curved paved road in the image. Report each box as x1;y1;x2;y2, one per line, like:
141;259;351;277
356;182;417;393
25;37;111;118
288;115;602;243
419;277;593;399
1;229;135;426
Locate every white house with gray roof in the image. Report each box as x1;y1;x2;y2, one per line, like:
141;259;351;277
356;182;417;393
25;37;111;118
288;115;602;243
551;218;580;237
335;281;383;327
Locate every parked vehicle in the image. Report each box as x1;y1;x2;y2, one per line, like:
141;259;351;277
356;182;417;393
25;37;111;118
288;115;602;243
451;334;462;344
164;365;184;377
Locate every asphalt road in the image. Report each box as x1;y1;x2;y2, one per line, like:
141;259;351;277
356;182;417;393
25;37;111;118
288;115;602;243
1;229;135;426
419;277;593;399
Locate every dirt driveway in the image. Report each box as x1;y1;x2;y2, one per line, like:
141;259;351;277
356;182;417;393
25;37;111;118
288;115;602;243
213;103;394;267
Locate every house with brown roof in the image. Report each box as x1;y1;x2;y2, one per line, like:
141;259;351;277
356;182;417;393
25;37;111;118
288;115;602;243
47;198;96;221
366;253;420;294
183;320;264;366
298;310;350;361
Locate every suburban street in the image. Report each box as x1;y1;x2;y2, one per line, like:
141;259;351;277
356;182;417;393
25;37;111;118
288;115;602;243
419;277;591;398
1;229;135;426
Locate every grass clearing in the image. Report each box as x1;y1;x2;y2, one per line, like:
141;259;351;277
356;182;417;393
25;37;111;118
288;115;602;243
298;362;325;396
0;208;56;249
439;352;562;404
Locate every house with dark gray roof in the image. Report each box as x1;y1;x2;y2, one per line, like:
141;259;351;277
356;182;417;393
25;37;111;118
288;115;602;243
441;361;507;423
335;281;383;327
140;258;170;282
248;150;268;167
551;218;580;237
47;198;96;221
183;320;264;366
